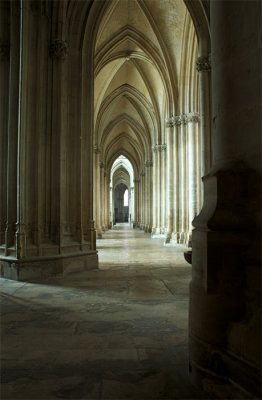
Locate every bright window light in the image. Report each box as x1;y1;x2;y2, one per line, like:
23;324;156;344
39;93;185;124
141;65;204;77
124;189;128;206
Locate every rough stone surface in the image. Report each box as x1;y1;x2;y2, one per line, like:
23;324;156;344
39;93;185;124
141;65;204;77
1;224;211;399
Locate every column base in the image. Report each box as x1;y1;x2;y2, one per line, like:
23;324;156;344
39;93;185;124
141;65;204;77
144;224;152;233
0;250;98;281
164;232;172;245
151;227;166;238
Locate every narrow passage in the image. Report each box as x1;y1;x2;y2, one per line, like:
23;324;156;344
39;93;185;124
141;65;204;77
1;224;211;399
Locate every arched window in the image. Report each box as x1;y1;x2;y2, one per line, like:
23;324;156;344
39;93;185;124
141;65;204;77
124;189;128;206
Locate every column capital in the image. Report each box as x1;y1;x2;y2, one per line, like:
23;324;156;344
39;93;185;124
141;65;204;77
166;115;175;128
50;39;68;60
145;160;153;167
196;55;211;72
100;162;105;169
185;112;200;124
166;112;200;127
153;144;167;152
133;179;140;183
93;145;101;154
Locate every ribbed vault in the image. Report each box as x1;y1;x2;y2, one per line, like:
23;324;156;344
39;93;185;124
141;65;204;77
91;0;206;237
93;0;189;178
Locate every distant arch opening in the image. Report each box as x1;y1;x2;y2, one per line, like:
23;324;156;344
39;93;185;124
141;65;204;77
110;155;134;226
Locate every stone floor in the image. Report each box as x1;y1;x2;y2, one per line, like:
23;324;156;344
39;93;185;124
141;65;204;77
1;224;213;399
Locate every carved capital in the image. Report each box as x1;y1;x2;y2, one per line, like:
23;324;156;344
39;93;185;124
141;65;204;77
166;115;184;127
0;43;10;61
100;162;105;169
153;144;167;152
196;55;211;72
50;39;68;60
185;112;200;124
145;160;153;167
133;179;140;183
158;144;167;152
166;116;175;128
167;113;200;127
140;171;145;177
93;145;101;154
174;116;184;126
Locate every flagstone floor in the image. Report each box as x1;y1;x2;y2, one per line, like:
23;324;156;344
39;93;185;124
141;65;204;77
1;224;212;399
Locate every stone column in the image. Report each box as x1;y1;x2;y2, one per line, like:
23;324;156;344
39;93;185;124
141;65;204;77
133;179;140;227
139;171;145;230
156;147;161;233
187;112;200;244
196;54;212;176
106;177;111;229
3;2;19;255
165;121;174;244
189;2;261;398
0;2;10;248
173;123;179;243
15;1;30;259
102;168;108;231
145;160;153;233
151;144;166;237
49;36;68;249
159;145;167;234
94;149;102;237
130;186;134;227
180;122;187;243
151;146;158;235
96;160;104;237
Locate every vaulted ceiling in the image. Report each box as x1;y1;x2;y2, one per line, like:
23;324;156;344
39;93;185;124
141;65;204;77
94;0;193;177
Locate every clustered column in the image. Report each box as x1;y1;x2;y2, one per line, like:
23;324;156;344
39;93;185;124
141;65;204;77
1;3;99;279
151;144;167;237
150;113;201;245
144;160;153;232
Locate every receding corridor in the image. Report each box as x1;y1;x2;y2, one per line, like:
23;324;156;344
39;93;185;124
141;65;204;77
1;225;211;400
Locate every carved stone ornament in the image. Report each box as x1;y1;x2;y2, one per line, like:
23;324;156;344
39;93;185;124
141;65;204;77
49;39;68;60
196;55;211;72
166;116;175;128
99;162;105;169
166;113;200;127
174;116;184;126
145;160;153;167
166;115;183;127
93;145;101;154
158;144;167;152
0;43;10;61
185;112;200;124
152;144;167;152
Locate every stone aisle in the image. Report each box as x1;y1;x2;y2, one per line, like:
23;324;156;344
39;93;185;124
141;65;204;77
1;224;212;399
